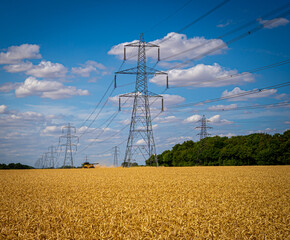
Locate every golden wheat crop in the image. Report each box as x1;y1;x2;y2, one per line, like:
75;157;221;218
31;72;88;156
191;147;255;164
0;166;289;239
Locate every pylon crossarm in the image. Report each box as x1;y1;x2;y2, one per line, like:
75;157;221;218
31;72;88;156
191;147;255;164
125;42;159;48
147;91;163;97
116;66;167;76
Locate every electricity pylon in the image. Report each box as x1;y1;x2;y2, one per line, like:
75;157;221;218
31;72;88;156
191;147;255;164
35;156;43;168
195;115;212;163
115;33;168;167
113;146;120;167
195;115;212;140
59;123;79;167
47;145;57;168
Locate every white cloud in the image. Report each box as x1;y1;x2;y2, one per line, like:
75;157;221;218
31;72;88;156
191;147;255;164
108;32;227;61
0;82;20;92
0;105;8;114
208;104;237;111
258;17;289;29
150;63;254;88
284;121;290;124
136;139;146;145
3;61;33;73
41;126;62;135
221;87;277;101
154;115;178;123
0;44;41;64
184;114;202;123
25;60;67;78
217;20;232;28
218;133;236;137
166;136;191;145
184;114;232;125
72;60;106;77
249;128;278;134
208;115;233;125
15;77;89;99
120;119;131;125
1;111;45;124
162;94;185;106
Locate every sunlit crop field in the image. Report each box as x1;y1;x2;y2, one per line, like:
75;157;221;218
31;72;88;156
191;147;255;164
0;166;289;239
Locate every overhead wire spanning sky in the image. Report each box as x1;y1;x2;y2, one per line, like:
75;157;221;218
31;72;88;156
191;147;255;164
0;0;289;166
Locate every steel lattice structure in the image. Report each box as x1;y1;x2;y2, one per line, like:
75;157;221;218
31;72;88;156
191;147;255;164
115;33;168;167
59;123;79;167
47;145;57;168
113;146;120;167
195;115;212;140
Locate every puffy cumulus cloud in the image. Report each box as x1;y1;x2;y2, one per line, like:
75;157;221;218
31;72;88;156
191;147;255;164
208;115;233;125
258;17;289;29
26;60;67;78
208;104;237;111
249;128;278;134
108;32;226;61
184;114;232;125
0;82;20;92
0;44;41;64
15;77;89;99
0;105;8;114
154;115;178;123
109;93;185;107
0;111;46;126
184;114;202;123
136;139;146;145
71;60;106;77
3;61;33;73
150;63;254;88
221;87;277;101
41;125;63;136
162;94;185;106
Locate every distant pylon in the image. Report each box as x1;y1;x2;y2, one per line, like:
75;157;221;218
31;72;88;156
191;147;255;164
115;33;168;167
47;145;57;168
113;146;120;167
35;156;43;168
195;115;212;140
43;152;49;168
59;123;79;167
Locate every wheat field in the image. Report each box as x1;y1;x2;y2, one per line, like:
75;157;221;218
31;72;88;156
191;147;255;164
0;166;289;239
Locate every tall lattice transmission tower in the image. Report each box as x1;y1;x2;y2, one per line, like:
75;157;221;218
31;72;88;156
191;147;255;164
47;145;57;168
59;123;79;167
113;146;120;167
115;33;168;167
195;115;212;140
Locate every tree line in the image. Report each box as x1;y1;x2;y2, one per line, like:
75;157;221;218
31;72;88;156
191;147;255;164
146;130;290;166
0;163;34;169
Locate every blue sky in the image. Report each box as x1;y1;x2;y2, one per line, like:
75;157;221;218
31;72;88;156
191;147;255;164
0;0;289;167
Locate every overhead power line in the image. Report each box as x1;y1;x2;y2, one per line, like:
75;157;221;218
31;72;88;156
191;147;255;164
127;0;230;61
146;0;194;33
158;3;290;64
169;9;290;69
203;101;290;112
167;59;290;89
168;81;290;109
78;79;114;129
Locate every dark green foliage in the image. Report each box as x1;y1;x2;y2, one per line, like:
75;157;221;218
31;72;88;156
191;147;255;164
0;163;34;169
122;162;139;167
146;130;290;166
